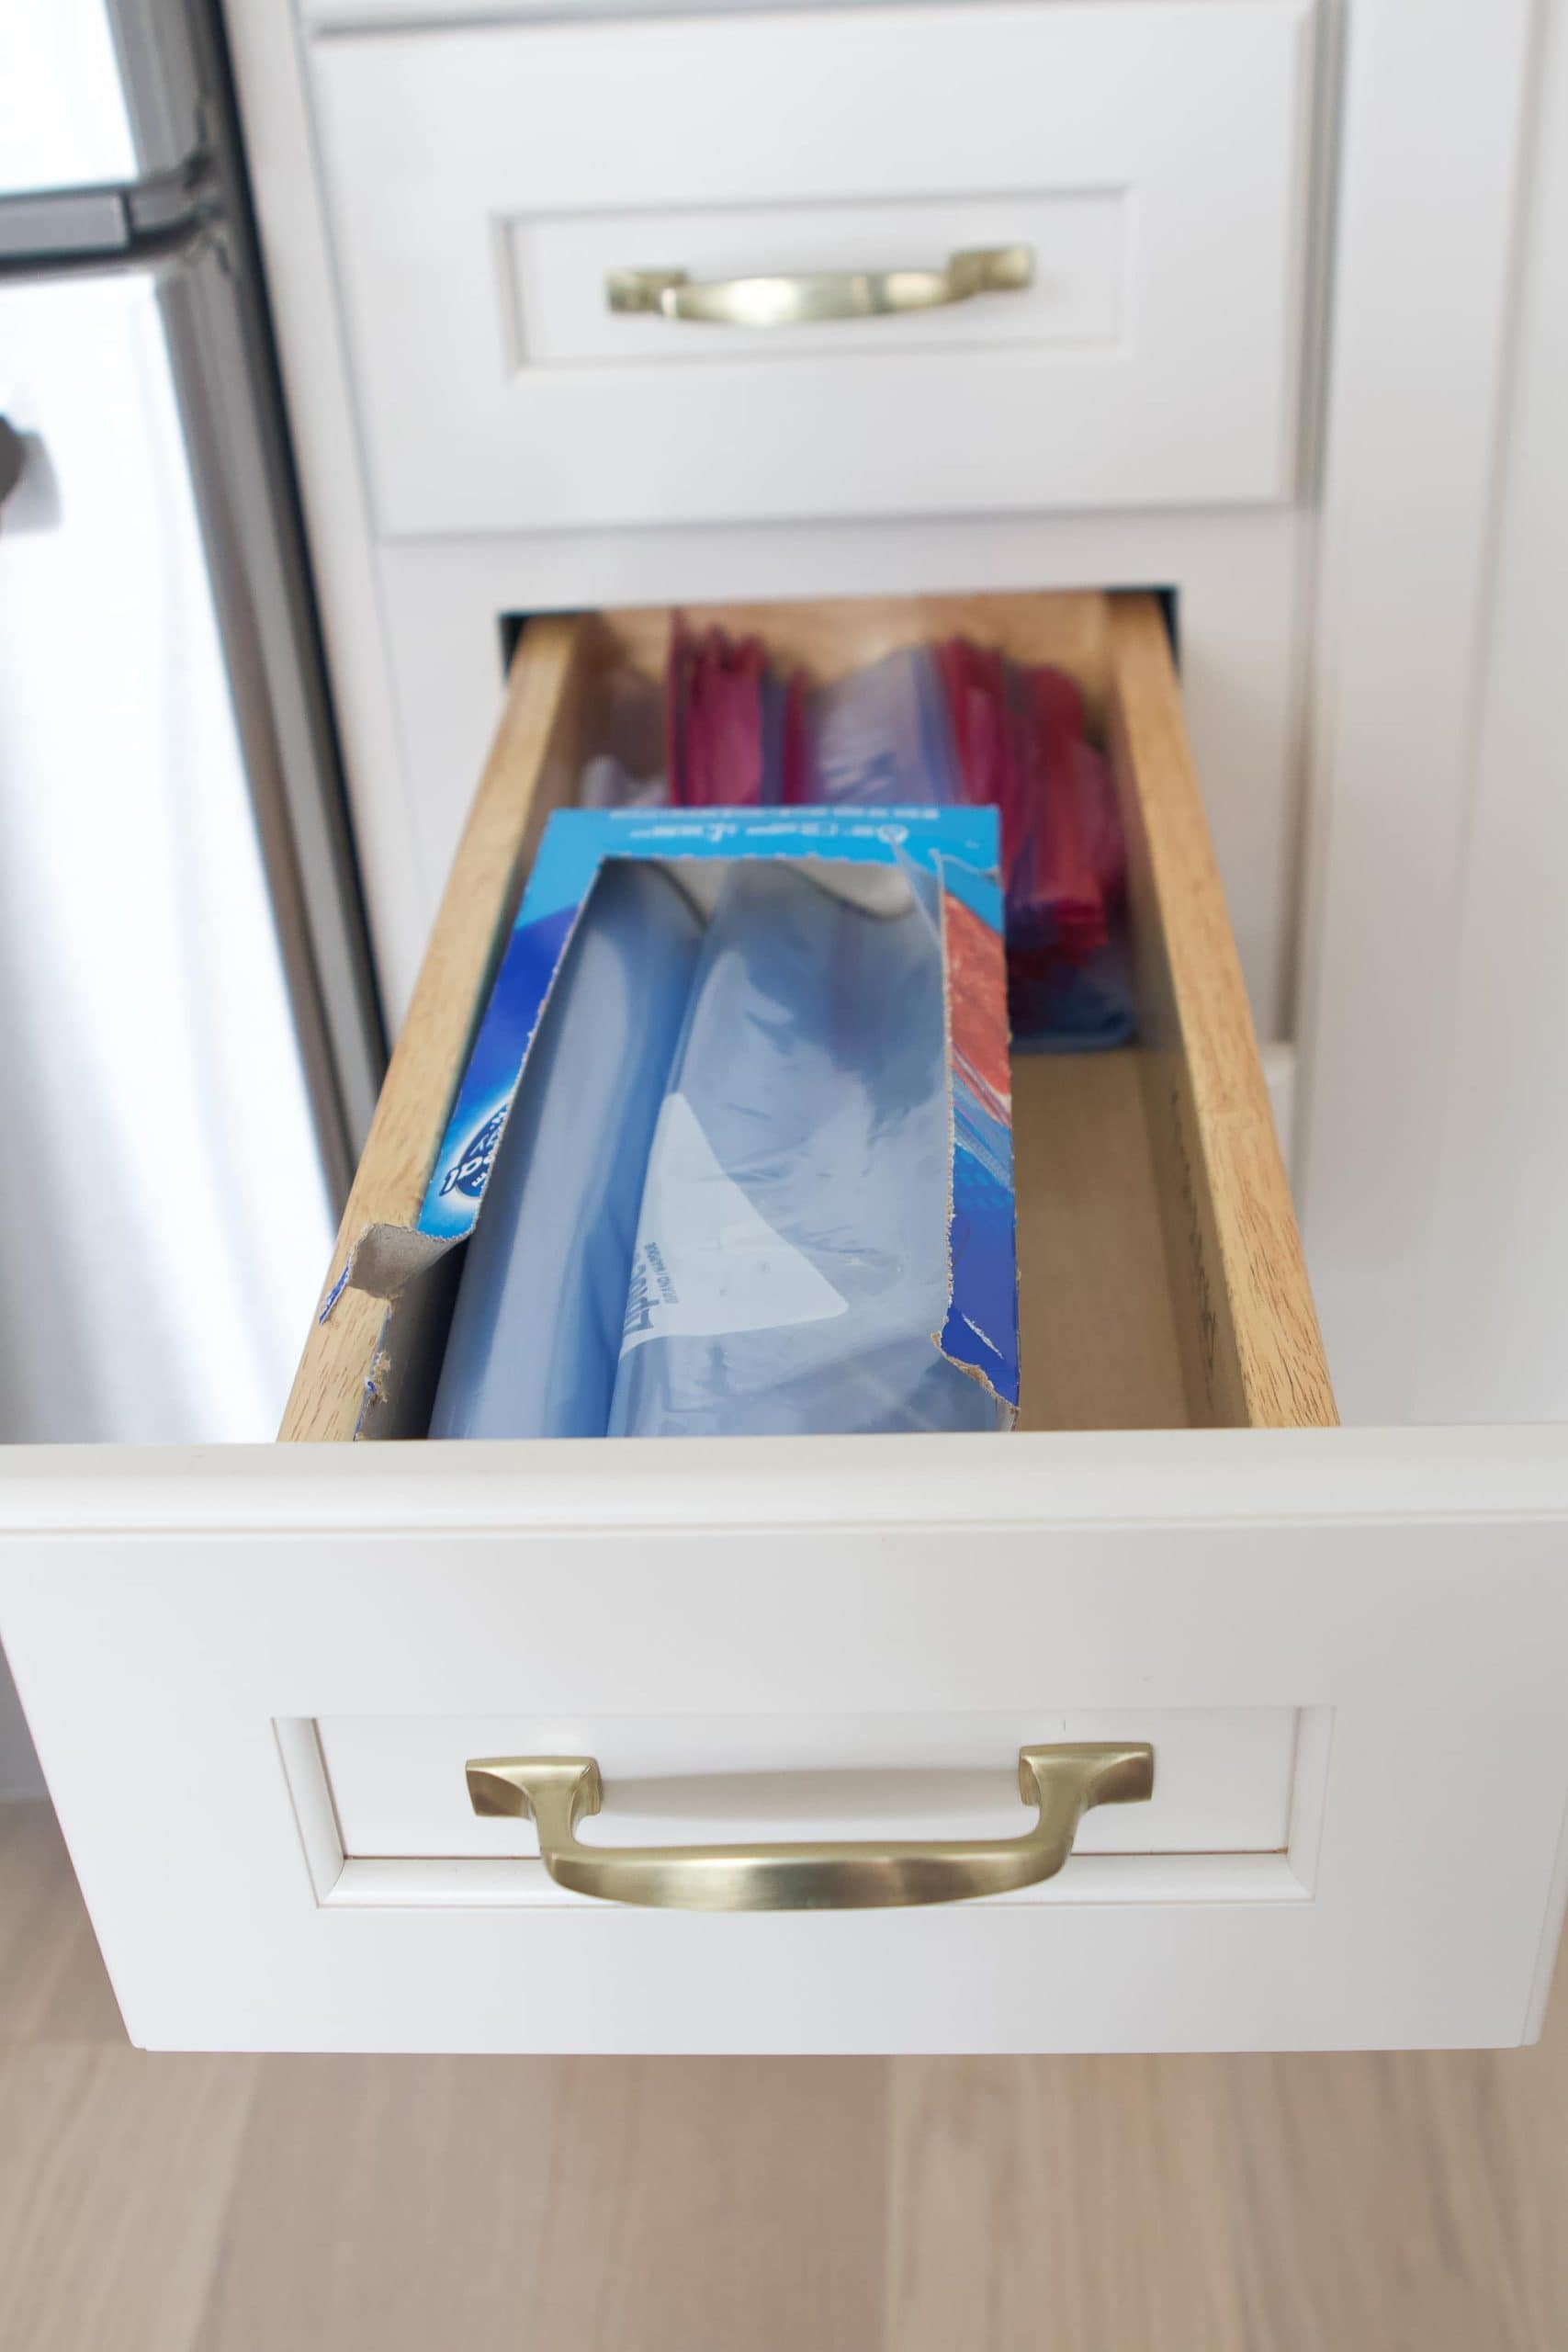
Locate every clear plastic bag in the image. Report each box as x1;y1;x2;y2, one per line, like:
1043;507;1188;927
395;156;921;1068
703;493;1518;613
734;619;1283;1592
810;641;1134;1047
428;861;704;1439
608;860;1004;1438
807;644;964;807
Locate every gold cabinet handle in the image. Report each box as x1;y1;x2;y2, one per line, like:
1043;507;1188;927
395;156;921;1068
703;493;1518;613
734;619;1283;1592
466;1742;1153;1911
605;243;1033;329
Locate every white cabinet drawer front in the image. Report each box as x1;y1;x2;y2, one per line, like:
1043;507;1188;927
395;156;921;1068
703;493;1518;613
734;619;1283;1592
308;0;1315;535
4;1435;1567;2052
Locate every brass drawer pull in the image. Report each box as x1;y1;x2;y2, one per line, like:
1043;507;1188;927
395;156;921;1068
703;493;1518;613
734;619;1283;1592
466;1741;1153;1911
605;243;1034;329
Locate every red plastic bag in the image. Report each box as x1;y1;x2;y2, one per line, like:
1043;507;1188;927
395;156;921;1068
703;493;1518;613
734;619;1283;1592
665;617;806;808
934;641;1122;968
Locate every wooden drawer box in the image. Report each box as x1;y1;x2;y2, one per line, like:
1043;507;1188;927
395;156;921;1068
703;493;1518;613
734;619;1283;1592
287;591;1332;1445
2;591;1566;2056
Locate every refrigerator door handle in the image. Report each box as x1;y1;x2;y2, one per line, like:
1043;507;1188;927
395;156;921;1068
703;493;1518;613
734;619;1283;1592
0;158;216;280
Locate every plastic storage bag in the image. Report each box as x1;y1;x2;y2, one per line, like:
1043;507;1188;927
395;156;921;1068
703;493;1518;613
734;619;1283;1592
428;860;704;1439
608;859;1004;1439
807;640;1134;1048
666;620;805;808
807;643;964;808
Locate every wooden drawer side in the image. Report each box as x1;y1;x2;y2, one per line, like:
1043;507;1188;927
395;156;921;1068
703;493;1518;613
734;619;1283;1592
1109;597;1335;1429
280;616;594;1441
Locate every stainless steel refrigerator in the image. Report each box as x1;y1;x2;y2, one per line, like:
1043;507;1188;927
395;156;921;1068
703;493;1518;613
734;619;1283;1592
0;0;385;1454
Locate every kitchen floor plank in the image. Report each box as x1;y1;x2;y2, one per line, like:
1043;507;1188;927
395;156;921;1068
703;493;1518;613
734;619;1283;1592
886;1980;1568;2352
0;2042;255;2352
6;1804;1568;2350
200;2053;886;2352
0;1800;127;2048
887;2052;1251;2350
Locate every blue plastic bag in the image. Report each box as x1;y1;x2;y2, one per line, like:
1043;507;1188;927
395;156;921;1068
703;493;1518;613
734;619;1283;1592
608;860;1003;1438
1008;934;1136;1052
428;861;703;1439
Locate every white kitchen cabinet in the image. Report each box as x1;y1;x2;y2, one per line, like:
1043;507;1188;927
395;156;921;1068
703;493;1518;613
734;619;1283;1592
222;0;1549;1430
4;0;1564;2055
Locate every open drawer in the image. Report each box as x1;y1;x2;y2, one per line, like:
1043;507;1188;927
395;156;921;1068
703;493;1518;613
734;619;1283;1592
287;592;1333;1444
2;592;1567;2055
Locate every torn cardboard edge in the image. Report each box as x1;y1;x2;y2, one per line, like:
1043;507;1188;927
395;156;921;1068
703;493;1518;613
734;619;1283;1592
323;805;1021;1437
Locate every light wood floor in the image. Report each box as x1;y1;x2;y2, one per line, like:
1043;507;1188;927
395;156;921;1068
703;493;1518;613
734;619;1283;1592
4;1797;1566;2351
